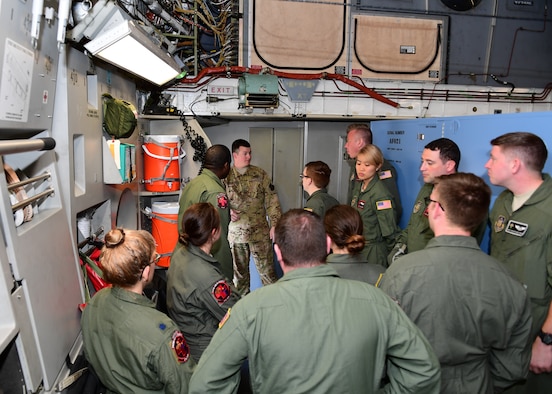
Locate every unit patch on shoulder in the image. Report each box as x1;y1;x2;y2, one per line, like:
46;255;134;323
376;200;392;210
217;193;229;209
505;220;528;237
219;308;231;329
171;331;190;363
413;200;423;214
212;280;231;304
494;215;506;233
379;170;392;180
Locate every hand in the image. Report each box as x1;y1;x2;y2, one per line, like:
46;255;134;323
387;243;406;266
530;336;552;374
230;209;240;222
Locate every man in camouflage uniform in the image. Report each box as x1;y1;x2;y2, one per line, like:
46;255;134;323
225;139;282;294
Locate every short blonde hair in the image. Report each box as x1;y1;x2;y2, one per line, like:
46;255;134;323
357;144;383;169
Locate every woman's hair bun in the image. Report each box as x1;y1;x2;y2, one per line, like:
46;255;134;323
105;228;125;248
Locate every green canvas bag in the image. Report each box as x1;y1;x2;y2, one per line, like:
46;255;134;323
102;93;138;139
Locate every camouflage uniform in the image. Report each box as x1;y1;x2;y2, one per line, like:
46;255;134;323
225;165;282;294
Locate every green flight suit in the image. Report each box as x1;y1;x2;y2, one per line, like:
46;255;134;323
304;188;339;218
391;183;487;263
394;183;434;253
225;165;282;293
178;168;233;280
326;252;386;286
189;264;441;394
490;174;552;394
381;235;532;394
166;243;241;362
348;158;403;222
351;176;400;266
81;287;195;394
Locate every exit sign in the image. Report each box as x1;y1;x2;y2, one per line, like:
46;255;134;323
208;85;237;96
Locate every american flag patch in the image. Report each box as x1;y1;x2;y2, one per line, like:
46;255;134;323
379;170;392;180
376;200;392;210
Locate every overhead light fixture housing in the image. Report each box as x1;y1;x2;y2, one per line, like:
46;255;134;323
84;20;181;86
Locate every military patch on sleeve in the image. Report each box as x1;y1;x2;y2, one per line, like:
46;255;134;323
217;193;229;209
413;200;423;214
171;331;190;363
494;215;506;233
219;308;231;329
376;200;392;210
378;170;392;180
212;280;231;304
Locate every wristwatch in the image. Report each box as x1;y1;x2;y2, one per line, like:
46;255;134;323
538;330;552;345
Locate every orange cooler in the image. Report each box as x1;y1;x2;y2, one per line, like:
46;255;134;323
142;135;185;192
151;202;180;267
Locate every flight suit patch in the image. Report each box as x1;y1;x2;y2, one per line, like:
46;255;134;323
171;331;190;363
212;280;231;304
494;215;506;233
505;220;528;237
217;193;229;209
413;200;423;214
219;308;231;329
376;200;392;210
379;170;392;180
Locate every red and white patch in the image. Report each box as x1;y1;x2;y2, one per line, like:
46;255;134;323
217;193;229;209
171;331;190;363
212;280;231;304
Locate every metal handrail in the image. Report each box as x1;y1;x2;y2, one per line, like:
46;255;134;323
11;188;54;212
0;138;55;155
7;172;51;191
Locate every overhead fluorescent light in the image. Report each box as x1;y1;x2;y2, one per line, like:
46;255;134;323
84;20;181;86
